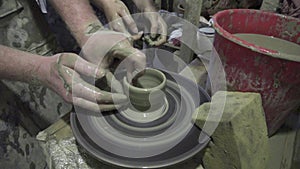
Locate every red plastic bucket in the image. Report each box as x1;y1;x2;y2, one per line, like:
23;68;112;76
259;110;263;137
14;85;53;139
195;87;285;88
212;9;300;135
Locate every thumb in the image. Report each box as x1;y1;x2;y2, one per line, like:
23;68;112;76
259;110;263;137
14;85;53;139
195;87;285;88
105;71;124;93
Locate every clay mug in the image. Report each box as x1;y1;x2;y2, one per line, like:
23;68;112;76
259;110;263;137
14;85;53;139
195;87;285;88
123;68;167;112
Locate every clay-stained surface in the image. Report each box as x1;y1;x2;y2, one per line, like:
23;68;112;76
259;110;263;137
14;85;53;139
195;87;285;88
193;91;269;169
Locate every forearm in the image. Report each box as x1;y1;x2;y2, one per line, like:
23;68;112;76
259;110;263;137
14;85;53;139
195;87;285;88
132;0;156;12
0;45;45;83
49;0;103;47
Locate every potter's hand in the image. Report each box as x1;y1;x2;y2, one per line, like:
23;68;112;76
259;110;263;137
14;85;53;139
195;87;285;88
132;0;167;46
81;30;146;81
40;53;128;112
143;13;167;46
92;0;139;36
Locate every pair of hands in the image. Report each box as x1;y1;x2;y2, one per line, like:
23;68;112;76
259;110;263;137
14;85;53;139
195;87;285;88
41;31;146;112
94;0;167;46
43;0;167;112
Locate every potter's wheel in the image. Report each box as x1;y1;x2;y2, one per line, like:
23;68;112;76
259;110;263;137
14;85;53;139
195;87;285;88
71;70;210;168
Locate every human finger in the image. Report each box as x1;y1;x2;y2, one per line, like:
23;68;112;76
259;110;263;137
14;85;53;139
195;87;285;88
58;53;106;79
58;64;127;104
148;14;159;38
119;9;138;34
105;71;124;93
109;15;130;35
107;46;146;82
72;76;127;104
153;34;167;46
114;48;146;74
154;17;167;45
126;61;135;83
125;51;146;82
143;35;155;46
110;45;145;67
130;31;143;41
73;97;124;112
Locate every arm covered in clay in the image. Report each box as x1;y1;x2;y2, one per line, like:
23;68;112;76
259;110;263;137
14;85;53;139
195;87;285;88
0;45;127;112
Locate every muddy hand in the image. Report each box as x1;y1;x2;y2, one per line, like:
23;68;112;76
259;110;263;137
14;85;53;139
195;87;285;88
81;30;146;82
132;0;167;46
92;0;138;35
109;39;146;82
40;53;128;112
143;12;167;46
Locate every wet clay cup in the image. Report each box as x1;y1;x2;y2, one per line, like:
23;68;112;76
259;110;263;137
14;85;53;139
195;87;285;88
123;68;167;112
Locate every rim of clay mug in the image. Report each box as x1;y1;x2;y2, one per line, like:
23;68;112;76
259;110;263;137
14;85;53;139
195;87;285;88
123;68;167;94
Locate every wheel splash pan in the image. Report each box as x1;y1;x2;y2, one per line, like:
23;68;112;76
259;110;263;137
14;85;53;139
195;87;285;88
70;70;210;168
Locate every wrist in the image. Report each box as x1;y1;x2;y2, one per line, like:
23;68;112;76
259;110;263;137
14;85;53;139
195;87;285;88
35;56;54;86
77;21;105;47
